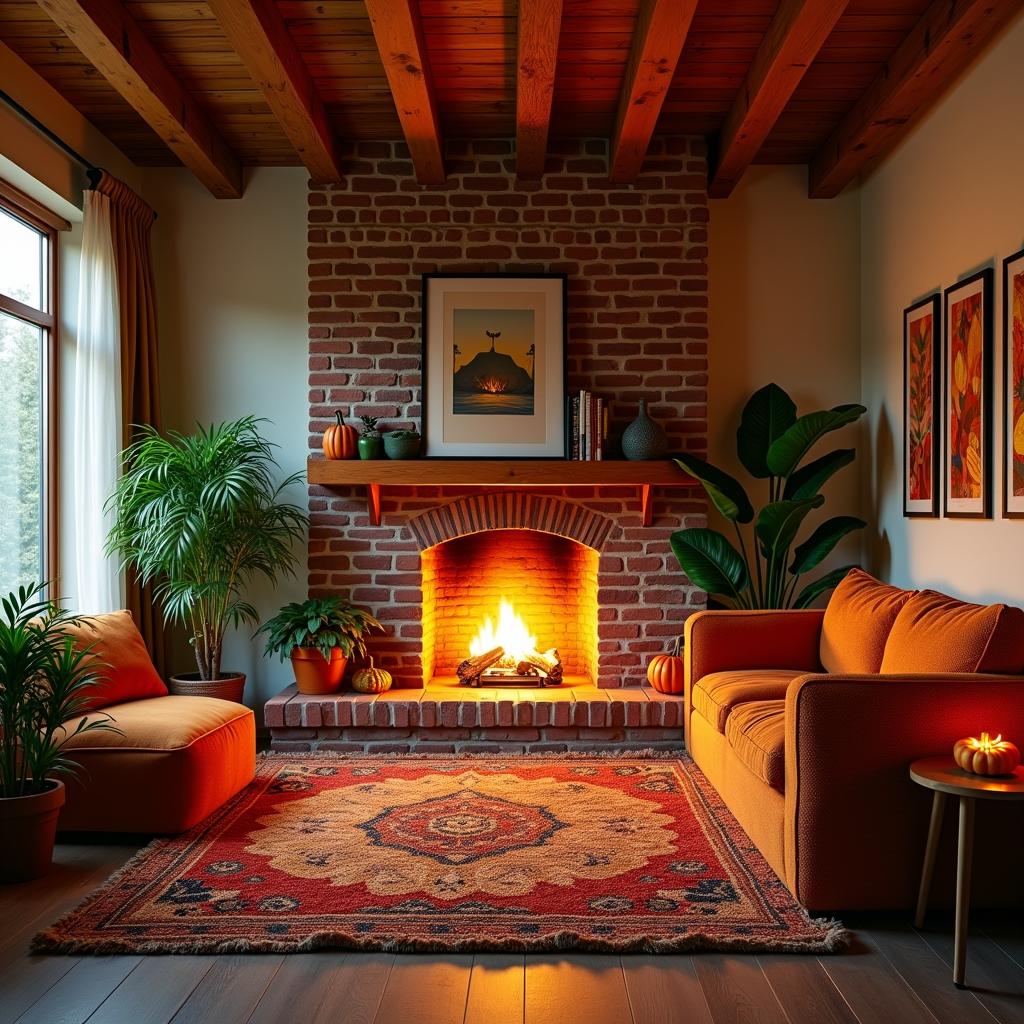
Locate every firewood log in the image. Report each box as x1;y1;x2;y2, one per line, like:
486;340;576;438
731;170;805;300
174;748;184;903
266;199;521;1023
516;648;563;684
456;646;504;683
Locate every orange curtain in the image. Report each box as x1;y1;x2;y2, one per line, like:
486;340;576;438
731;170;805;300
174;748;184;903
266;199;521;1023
93;171;167;673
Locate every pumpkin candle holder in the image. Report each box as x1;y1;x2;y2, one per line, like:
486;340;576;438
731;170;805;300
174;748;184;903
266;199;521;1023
953;732;1021;776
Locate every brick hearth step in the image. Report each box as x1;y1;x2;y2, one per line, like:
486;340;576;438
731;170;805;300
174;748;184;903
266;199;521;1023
266;680;685;754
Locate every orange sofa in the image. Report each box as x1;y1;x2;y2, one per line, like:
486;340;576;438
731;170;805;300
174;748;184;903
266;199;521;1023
684;570;1024;911
56;611;256;834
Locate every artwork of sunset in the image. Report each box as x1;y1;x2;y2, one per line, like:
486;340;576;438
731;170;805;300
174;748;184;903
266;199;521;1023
907;312;934;500
949;292;984;499
1012;266;1024;497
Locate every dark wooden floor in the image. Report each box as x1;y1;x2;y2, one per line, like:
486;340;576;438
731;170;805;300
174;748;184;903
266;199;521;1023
1;842;1021;1024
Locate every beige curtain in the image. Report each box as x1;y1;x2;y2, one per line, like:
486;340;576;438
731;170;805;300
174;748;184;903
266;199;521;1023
93;171;167;674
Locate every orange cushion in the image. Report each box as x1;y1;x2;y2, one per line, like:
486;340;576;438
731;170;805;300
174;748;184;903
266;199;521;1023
725;699;785;792
692;669;803;733
59;696;255;833
59;610;167;712
820;569;912;674
880;590;1024;675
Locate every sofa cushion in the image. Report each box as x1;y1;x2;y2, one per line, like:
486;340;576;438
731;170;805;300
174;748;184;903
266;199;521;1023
820;569;913;675
880;590;1024;675
692;669;803;733
58;695;255;833
59;610;167;712
725;699;785;792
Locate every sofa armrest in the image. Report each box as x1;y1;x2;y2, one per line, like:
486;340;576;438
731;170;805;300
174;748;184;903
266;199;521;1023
784;673;1024;909
685;609;825;684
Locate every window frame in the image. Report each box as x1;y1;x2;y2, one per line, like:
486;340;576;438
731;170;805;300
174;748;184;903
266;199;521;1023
0;180;67;591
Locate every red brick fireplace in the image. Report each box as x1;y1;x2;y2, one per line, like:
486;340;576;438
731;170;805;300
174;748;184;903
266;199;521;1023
306;137;711;698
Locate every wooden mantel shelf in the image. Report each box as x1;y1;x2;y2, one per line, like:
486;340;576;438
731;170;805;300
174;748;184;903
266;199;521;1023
308;458;692;526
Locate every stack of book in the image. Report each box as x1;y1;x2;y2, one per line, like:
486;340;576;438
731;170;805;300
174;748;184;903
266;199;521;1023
568;391;608;460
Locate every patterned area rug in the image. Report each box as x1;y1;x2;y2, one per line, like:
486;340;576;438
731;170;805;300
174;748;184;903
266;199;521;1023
35;754;845;955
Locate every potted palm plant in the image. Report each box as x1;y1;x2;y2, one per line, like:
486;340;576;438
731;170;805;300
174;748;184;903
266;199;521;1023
106;417;307;702
0;584;120;881
257;596;382;694
671;383;867;609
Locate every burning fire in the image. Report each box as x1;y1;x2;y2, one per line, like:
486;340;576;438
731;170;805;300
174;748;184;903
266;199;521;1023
469;598;536;668
474;375;508;394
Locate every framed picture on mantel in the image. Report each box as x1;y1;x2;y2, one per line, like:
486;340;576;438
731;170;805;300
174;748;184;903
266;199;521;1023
943;268;994;519
903;293;941;518
1003;246;1024;518
421;274;567;458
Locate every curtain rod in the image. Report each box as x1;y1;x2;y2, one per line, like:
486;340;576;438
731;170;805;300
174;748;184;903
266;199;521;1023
0;88;102;181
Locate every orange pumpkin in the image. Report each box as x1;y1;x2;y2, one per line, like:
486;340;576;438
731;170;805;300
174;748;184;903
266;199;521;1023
953;732;1021;776
647;636;684;694
351;657;392;694
323;410;358;460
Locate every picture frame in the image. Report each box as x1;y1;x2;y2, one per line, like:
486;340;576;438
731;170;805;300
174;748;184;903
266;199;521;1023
943;268;994;519
421;273;567;458
1003;247;1024;518
903;294;941;518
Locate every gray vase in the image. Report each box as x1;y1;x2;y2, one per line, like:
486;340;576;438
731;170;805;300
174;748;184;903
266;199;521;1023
621;400;667;461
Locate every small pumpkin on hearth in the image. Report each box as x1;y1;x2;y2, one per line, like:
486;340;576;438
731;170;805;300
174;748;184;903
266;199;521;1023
647;636;684;694
351;657;393;694
322;410;358;460
953;732;1021;776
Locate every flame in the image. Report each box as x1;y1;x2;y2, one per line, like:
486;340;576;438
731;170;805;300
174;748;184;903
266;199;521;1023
469;598;536;667
474;375;508;394
980;732;1003;750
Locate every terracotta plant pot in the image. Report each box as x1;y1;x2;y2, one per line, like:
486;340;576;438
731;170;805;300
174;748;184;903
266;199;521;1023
0;780;65;882
290;647;348;695
168;672;246;703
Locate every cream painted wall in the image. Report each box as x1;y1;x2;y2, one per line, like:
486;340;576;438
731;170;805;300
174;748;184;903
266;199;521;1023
859;11;1024;603
143;167;310;710
709;166;864;581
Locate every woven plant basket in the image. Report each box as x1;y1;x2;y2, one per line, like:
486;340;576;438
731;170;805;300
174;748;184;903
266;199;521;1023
168;673;246;703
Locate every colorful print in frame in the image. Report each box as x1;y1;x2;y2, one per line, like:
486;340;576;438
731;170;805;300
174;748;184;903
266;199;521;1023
1004;247;1024;517
943;269;993;519
904;294;941;517
421;274;567;458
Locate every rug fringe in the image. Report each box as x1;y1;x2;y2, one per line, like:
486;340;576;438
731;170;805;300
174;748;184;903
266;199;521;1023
258;748;688;761
32;922;849;957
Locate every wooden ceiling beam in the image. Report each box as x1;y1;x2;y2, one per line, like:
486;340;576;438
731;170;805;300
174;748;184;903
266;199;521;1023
609;0;698;184
363;0;444;186
206;0;342;183
515;0;564;179
809;0;1023;197
709;0;849;198
34;0;242;198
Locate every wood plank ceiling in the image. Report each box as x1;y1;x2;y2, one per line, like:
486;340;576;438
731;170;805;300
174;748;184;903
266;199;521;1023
0;0;1021;198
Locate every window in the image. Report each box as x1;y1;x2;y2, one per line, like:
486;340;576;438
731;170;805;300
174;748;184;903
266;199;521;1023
0;187;59;594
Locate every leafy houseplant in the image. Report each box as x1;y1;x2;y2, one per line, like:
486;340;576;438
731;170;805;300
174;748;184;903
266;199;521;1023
0;584;120;880
358;415;382;461
106;417;308;701
384;429;421;460
671;384;867;609
257;596;382;695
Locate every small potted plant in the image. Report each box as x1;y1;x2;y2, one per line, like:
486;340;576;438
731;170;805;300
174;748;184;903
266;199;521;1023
106;417;308;702
358;415;382;461
257;595;383;695
0;584;121;881
384;429;421;460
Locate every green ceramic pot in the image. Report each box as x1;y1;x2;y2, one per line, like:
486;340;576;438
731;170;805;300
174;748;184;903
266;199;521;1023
384;433;421;460
358;435;382;460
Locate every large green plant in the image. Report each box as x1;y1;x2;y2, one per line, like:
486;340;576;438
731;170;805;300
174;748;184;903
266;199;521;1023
0;584;120;798
671;384;867;609
105;417;308;680
256;596;382;664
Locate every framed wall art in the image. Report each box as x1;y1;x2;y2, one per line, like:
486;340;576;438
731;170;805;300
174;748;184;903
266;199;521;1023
943;268;994;519
1003;247;1024;518
421;274;567;458
903;294;941;517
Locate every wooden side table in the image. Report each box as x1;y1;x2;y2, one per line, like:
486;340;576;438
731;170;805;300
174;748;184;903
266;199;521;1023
910;755;1024;987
